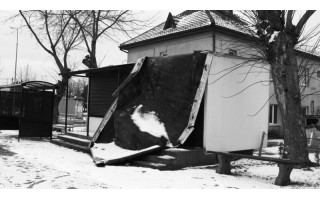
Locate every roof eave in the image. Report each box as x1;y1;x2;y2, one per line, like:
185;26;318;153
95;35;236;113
120;25;212;50
119;25;252;50
60;63;135;77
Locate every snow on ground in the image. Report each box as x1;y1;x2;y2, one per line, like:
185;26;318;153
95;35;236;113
0;130;320;189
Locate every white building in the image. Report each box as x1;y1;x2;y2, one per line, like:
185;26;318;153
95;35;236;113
120;10;320;139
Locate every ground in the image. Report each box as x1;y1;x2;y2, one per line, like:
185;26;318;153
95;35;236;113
0;130;320;189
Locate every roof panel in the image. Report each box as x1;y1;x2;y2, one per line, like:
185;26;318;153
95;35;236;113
0;81;58;91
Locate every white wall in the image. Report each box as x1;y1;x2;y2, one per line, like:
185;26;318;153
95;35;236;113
127;32;213;62
89;117;103;133
204;54;270;152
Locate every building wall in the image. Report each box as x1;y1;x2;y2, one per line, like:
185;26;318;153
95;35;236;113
204;54;269;151
127;32;213;62
125;29;320;139
127;31;259;62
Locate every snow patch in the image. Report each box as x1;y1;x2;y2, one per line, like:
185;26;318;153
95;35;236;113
131;105;168;139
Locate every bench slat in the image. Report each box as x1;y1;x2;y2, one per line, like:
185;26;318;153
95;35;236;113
208;151;302;164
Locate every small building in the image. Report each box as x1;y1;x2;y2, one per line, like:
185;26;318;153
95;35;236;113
60;63;134;138
0;81;58;139
58;96;84;119
120;10;320;139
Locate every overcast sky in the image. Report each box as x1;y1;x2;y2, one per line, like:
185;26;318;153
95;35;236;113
0;10;183;84
1;0;320;85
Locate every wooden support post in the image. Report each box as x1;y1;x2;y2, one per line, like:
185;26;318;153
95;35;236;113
86;74;91;137
216;154;232;175
258;131;266;157
64;76;69;134
274;164;294;186
18;85;23;142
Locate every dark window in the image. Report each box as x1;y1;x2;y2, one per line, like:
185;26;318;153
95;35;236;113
273;105;278;124
311;101;315;115
228;49;237;56
160;52;167;57
269;104;278;124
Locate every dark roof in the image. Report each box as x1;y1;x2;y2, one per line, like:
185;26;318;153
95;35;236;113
120;10;247;49
0;81;58;91
60;63;135;77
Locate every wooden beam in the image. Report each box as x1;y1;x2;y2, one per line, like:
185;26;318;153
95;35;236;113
89;98;118;148
112;57;145;97
208;151;303;164
177;53;214;144
258;132;267;157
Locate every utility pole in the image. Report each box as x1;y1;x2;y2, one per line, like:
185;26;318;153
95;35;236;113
10;27;19;116
11;27;19;84
14;28;18;83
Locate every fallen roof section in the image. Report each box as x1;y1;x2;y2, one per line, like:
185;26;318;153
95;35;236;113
90;52;213;165
90;142;161;165
59;63;135;77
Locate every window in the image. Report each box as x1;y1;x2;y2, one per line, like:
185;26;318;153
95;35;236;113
311;101;315;115
269;104;278;124
301;106;309;116
228;49;237;56
160;52;167;57
302;68;309;86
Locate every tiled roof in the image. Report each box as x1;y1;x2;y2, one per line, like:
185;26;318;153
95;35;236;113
120;10;320;60
120;10;247;48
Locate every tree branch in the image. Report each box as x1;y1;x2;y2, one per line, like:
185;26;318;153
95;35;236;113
295;10;316;36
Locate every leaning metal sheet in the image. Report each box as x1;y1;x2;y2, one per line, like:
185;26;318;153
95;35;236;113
90;142;161;165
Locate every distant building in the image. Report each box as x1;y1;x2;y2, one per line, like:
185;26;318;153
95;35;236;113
120;10;320;138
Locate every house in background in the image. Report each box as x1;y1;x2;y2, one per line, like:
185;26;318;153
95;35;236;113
120;10;320;139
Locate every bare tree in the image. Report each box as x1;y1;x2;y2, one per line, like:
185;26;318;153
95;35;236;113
203;10;320;185
16;65;38;82
67;10;146;68
67;77;87;98
224;10;319;185
17;10;82;123
14;10;147;122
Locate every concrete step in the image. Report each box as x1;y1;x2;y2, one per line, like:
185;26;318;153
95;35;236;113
142;154;176;165
132;147;218;170
57;134;91;147
50;139;90;154
66;132;92;140
130;160;169;170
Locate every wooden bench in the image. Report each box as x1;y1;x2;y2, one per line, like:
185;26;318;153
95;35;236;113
208;150;318;186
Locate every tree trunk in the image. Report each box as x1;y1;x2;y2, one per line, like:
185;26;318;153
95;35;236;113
52;75;68;124
271;32;310;185
271;33;309;163
90;39;98;68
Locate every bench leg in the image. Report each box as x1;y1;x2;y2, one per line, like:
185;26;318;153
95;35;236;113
274;164;294;186
216;155;232;175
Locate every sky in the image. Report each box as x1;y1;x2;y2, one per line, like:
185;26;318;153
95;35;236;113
1;0;320;85
0;10;182;84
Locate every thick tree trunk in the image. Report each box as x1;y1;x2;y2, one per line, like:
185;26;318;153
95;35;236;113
270;32;310;186
271;33;309;163
52;76;68;124
90;39;98;68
